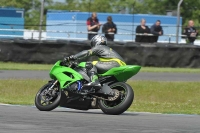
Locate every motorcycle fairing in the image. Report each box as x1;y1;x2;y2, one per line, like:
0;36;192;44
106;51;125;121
50;61;84;89
78;62;141;82
50;61;141;89
99;65;141;82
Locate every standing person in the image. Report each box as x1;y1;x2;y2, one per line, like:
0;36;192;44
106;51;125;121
183;20;198;44
102;16;117;41
150;20;163;43
135;19;150;43
86;12;101;40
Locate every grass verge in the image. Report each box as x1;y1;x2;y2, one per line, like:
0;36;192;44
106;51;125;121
128;81;200;114
0;62;51;70
0;79;199;114
0;79;47;105
0;62;200;73
141;67;200;73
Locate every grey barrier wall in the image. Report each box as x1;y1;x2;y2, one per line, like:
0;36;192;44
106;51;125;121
0;39;200;68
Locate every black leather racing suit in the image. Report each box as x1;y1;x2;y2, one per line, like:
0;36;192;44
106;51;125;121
73;45;126;74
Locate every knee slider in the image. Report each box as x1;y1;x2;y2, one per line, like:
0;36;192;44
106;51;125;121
85;62;93;71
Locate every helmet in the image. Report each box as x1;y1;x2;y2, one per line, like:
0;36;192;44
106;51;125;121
90;35;107;48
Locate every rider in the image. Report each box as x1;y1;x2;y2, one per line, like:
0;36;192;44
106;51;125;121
65;35;126;89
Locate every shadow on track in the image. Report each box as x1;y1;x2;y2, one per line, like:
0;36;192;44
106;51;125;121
51;109;139;116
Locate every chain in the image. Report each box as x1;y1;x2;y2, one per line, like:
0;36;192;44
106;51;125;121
89;94;110;101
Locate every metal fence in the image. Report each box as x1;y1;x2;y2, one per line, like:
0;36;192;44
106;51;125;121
0;0;199;45
0;28;188;43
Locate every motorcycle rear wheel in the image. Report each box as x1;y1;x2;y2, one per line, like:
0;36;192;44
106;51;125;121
99;82;134;115
35;82;61;111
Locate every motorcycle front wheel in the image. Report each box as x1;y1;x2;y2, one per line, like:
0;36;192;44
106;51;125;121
99;82;134;115
35;81;61;111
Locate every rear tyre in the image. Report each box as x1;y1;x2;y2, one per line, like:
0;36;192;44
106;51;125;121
99;82;134;115
35;82;61;111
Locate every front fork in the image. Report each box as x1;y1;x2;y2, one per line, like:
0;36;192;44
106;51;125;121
48;80;58;91
41;80;59;102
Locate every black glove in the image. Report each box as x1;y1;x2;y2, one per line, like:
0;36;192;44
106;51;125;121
64;55;76;62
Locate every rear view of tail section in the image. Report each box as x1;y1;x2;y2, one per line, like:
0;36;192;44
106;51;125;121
115;65;141;81
100;65;141;82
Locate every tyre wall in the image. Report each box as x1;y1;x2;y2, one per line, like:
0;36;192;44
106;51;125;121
0;39;199;68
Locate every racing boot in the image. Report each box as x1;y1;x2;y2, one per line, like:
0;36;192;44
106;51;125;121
83;71;101;91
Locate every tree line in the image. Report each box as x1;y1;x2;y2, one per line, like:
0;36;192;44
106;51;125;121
0;0;199;29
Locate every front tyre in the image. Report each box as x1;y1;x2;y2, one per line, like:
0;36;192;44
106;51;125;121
35;81;61;111
99;82;134;115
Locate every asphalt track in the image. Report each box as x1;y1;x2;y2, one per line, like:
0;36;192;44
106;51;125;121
0;70;200;81
0;104;200;133
0;70;200;133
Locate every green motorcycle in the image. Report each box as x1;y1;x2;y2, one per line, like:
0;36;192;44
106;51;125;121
35;60;141;115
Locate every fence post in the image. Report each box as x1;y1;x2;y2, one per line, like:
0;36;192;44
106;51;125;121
168;35;171;44
39;0;45;41
31;31;33;39
176;0;184;44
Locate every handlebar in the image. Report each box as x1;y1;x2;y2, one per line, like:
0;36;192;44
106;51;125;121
61;59;78;68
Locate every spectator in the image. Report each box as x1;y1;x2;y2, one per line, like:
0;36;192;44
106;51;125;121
183;20;198;44
150;20;163;43
86;12;101;40
135;19;150;43
102;16;117;41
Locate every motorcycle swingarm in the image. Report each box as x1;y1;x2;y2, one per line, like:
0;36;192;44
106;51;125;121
96;84;113;96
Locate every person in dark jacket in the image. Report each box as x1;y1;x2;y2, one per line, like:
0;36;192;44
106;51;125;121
86;12;102;40
150;20;163;43
135;19;150;43
102;16;117;41
183;20;198;44
65;35;126;90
